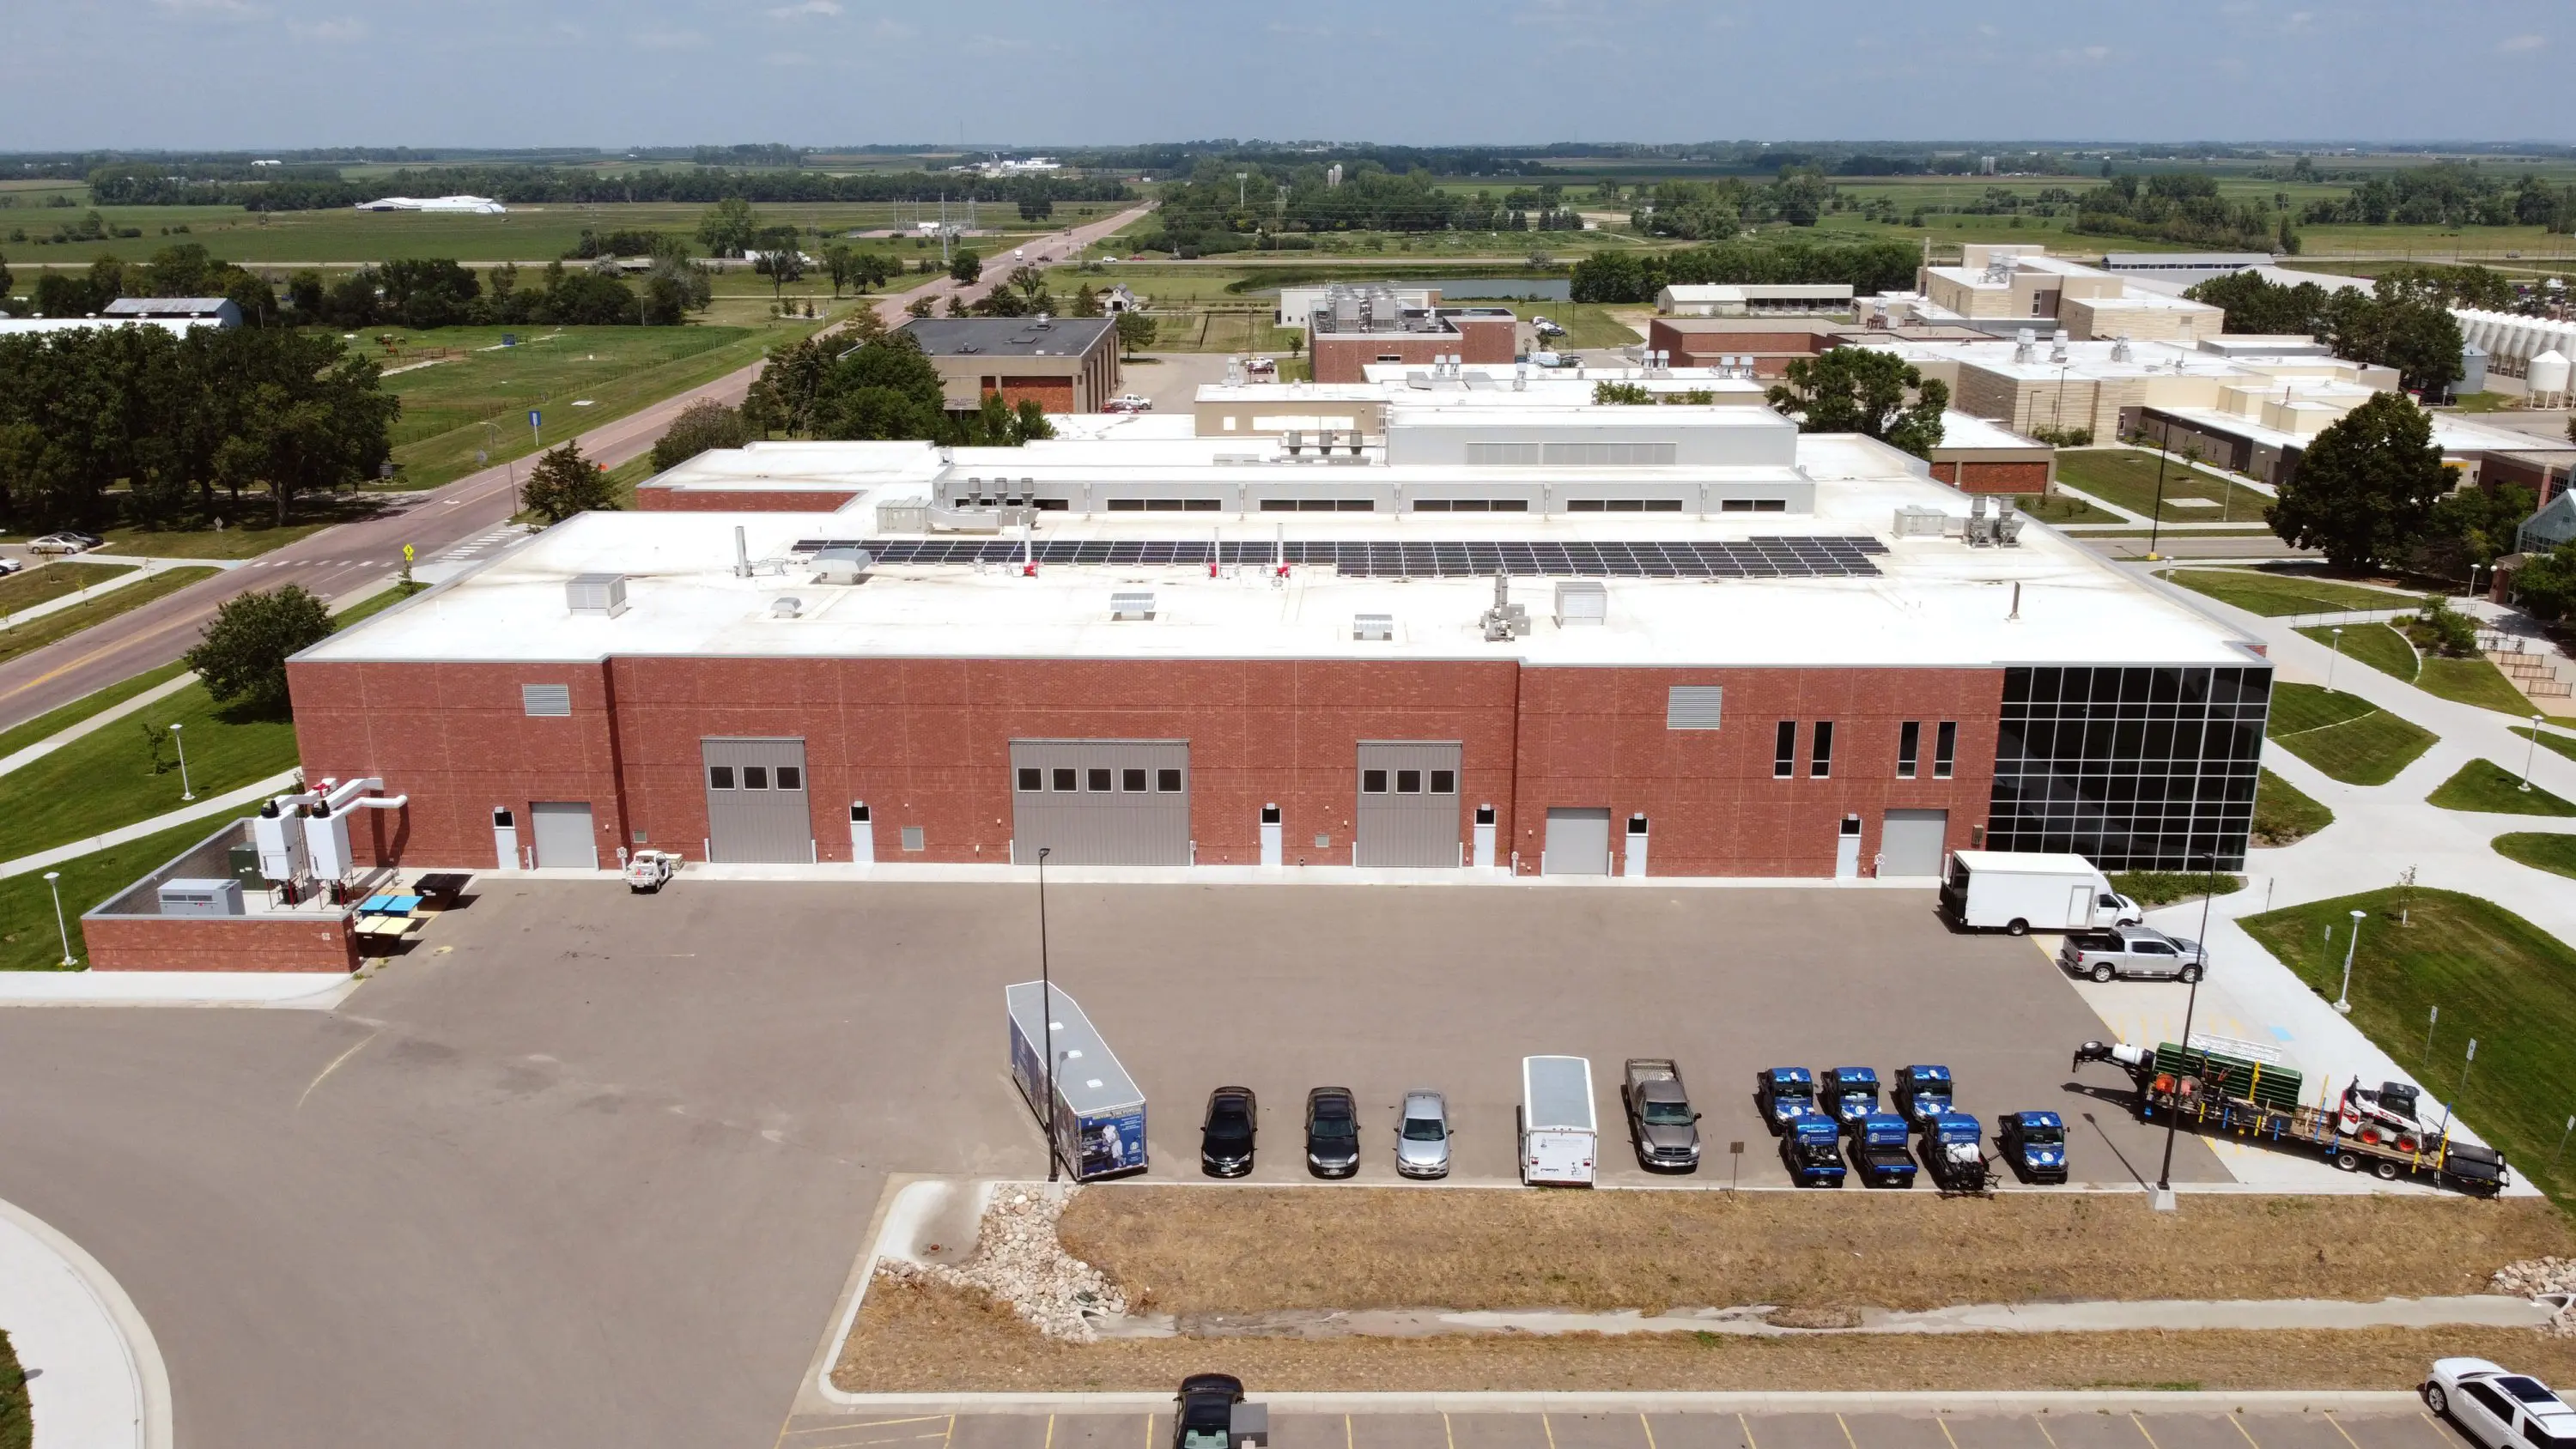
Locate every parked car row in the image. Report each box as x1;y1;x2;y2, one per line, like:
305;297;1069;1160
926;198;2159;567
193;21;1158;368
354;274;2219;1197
1197;1085;1454;1179
27;530;103;556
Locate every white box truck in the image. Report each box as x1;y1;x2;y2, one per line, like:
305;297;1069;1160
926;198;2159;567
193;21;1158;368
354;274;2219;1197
1940;850;2141;936
1519;1055;1597;1186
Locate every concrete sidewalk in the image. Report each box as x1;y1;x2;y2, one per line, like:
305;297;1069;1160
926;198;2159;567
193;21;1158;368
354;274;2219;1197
0;1193;172;1449
0;970;358;1009
0;673;197;781
0;770;296;883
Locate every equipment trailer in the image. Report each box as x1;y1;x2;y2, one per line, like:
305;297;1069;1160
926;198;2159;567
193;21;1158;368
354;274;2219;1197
2074;1039;2509;1196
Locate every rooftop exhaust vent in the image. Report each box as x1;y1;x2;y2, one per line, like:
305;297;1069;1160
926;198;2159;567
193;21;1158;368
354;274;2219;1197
1552;580;1607;627
771;596;805;619
1109;591;1156;621
567;573;629;617
1352;613;1394;641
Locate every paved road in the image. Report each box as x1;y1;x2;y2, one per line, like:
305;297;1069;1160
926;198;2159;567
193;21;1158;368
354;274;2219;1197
0;202;1153;735
778;1408;2470;1449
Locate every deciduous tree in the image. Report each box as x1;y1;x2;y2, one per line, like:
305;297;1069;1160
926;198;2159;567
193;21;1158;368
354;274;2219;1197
696;197;762;258
1765;349;1948;458
185;584;334;718
649;400;751;472
519;440;619;524
2267;392;2452;569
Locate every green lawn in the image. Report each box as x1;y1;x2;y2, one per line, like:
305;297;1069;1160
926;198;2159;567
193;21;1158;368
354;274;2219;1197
2494;832;2576;881
2418;656;2546;715
0;561;135;616
2052;449;2273;523
2264;682;2439;785
0;567;220;668
2108;870;2247;906
2252;767;2335;847
0;818;234;972
328;580;424;628
94;518;340;560
2427;759;2576;816
0;682;297;864
2163;567;2417;618
381;322;803;491
2012;491;2121;525
0;660;191;762
2514;725;2576;765
2295;622;2417;682
0;1325;23;1449
2240;887;2576;1201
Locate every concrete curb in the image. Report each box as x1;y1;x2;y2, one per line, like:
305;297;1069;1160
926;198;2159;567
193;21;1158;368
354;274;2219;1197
0;971;360;1009
0;1193;173;1449
796;1389;2429;1416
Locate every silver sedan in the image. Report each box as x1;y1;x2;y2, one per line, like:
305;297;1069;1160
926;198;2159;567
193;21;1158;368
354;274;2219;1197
1394;1090;1451;1179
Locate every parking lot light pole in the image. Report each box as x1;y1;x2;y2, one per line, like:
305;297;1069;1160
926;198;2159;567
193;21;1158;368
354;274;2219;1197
2324;627;2344;694
1037;845;1060;1184
2524;713;2545;792
44;870;75;967
2154;852;2221;1198
2336;908;2364;1015
2145;446;2173;561
170;723;193;801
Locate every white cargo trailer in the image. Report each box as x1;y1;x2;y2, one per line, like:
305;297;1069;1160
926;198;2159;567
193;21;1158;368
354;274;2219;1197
1006;981;1147;1181
1519;1054;1597;1186
1939;850;2140;935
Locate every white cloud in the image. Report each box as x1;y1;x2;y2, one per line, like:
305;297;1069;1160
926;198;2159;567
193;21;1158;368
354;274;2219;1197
632;27;703;49
2499;33;2547;52
871;17;916;39
768;0;841;16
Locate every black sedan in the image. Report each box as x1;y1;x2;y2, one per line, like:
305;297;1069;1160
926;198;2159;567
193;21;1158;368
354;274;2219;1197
1200;1086;1257;1176
1304;1086;1359;1178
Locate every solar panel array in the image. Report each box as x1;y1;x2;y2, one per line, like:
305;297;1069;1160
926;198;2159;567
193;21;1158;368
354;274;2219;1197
791;537;1886;579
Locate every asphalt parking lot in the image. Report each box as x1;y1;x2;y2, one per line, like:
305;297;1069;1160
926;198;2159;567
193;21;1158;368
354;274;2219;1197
0;878;2222;1449
781;1408;2470;1449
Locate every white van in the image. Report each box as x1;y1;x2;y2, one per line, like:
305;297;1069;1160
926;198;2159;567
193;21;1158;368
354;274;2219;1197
1940;850;2142;935
1519;1055;1597;1185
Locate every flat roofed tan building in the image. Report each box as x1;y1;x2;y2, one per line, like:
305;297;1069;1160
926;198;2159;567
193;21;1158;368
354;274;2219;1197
897;316;1121;414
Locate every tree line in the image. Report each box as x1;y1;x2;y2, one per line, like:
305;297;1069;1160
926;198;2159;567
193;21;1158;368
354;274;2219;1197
3;240;711;330
0;325;397;531
2294;164;2576;231
1568;239;1920;303
88;165;1133;211
2183;267;2493;394
2071;173;2292;252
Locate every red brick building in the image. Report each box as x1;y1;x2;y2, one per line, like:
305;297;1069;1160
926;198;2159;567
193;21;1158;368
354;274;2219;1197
1309;312;1518;385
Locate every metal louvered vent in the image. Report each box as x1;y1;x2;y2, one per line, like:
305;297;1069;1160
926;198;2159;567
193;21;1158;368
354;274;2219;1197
522;684;572;717
1665;686;1724;731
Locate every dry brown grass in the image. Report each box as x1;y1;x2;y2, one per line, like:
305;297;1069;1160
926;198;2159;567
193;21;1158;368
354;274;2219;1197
1056;1188;2576;1316
834;1271;2576;1393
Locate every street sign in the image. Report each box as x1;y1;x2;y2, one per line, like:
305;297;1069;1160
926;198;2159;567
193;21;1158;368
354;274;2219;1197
527;409;541;429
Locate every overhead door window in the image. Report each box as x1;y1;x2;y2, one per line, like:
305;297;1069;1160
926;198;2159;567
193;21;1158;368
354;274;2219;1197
1018;767;1043;791
709;765;736;790
743;767;769;790
1430;769;1455;793
1053;767;1078;791
1086;767;1113;791
1363;770;1388;793
1157;768;1183;792
1396;770;1423;793
1122;768;1148;791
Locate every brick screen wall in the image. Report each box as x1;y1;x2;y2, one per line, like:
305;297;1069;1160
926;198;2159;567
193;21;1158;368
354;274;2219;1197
991;377;1077;413
292;652;2005;877
82;913;359;973
635;488;861;512
1929;460;2053;494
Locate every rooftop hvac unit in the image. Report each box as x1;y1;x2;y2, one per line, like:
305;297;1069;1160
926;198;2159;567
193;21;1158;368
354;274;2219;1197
876;502;930;533
567;573;629;617
1110;591;1156;621
811;548;873;585
158;878;245;918
1552;580;1608;627
1352;613;1394;641
772;596;805;618
1893;504;1949;537
1479;575;1530;642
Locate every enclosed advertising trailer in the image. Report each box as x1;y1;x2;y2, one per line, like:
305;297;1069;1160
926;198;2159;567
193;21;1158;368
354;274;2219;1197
1006;981;1147;1180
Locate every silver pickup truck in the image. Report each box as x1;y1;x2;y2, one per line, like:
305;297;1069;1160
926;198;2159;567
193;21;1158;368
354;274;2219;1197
2057;926;2206;983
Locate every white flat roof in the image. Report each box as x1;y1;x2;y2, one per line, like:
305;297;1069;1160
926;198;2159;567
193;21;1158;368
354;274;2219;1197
311;436;2259;673
1933;411;2045;452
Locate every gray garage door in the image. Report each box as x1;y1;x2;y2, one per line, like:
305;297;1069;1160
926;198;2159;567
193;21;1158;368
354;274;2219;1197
1542;807;1612;876
703;737;813;864
530;801;597;870
1880;808;1949;878
1010;740;1190;865
1356;741;1462;868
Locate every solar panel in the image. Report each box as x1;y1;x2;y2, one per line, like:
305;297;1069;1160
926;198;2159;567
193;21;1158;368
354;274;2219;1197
830;538;1886;580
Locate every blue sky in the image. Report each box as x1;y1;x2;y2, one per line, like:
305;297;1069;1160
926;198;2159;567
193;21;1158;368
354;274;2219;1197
8;0;2573;150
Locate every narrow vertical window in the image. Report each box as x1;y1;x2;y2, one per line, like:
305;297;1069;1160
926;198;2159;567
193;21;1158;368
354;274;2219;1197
1810;721;1835;779
1935;721;1958;779
1773;721;1796;779
1897;721;1921;779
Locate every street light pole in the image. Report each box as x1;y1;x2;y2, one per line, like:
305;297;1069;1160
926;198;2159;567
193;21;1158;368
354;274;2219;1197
2154;851;2221;1197
43;870;75;967
2146;444;2173;561
2336;907;2364;1014
2524;713;2545;792
1037;845;1059;1184
2326;627;2345;694
170;722;193;802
